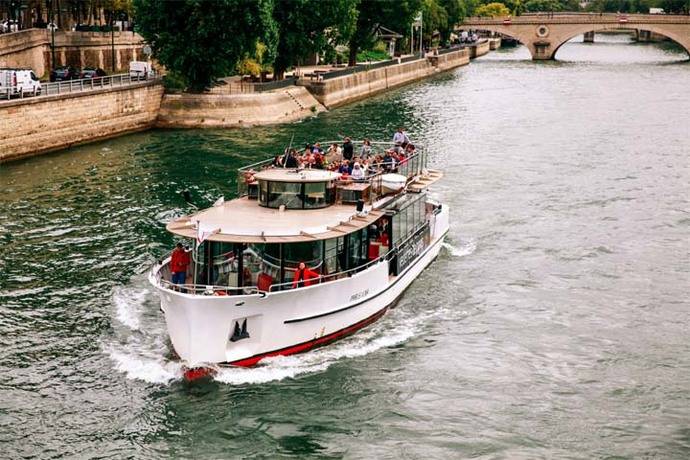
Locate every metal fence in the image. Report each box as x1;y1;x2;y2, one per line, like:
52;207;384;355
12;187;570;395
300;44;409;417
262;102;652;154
1;72;159;102
318;54;423;81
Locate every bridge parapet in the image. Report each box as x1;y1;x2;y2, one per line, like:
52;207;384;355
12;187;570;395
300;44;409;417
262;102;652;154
459;13;690;60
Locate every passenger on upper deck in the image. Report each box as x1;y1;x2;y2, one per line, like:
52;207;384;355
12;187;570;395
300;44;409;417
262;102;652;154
342;137;354;161
393;127;410;146
283;149;298;168
360;139;372;159
292;262;320;288
351;162;365;180
327;143;342;163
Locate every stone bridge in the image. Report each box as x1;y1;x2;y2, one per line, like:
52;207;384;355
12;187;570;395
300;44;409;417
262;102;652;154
460;13;690;60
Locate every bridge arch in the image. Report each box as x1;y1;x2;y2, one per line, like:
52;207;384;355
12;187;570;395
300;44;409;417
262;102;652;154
548;23;690;60
460;15;690;61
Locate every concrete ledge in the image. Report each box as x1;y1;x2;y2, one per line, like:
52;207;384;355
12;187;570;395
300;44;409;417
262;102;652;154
470;40;491;59
156;86;325;128
302;49;470;108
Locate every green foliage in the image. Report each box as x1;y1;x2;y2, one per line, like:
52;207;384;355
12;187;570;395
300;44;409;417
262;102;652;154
134;0;276;92
357;48;391;62
348;0;423;66
162;70;187;92
475;2;511;16
523;0;564;11
438;0;468;43
272;0;358;78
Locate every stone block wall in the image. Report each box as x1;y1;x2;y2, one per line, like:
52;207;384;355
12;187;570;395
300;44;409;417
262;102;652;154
0;29;145;77
157;86;325;128
0;82;163;162
303;49;470;108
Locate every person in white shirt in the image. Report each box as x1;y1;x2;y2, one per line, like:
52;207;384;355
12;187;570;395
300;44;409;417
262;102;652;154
392;127;410;145
351;162;365;180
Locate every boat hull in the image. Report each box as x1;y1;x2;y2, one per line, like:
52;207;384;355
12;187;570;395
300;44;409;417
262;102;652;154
151;205;449;368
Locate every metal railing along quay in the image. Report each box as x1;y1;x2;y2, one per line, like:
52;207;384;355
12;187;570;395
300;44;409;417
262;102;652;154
1;72;160;102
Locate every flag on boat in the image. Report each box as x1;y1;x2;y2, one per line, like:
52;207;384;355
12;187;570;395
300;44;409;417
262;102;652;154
196;221;220;246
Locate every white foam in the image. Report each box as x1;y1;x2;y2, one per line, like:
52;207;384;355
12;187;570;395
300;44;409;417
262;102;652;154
107;347;182;384
442;239;477;257
107;276;437;386
111;286;148;331
214;320;417;385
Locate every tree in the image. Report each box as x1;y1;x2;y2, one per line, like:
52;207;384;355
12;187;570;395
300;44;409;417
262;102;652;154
134;0;277;92
474;1;511;16
438;0;467;44
421;0;449;45
272;0;357;79
523;0;564;11
348;0;422;66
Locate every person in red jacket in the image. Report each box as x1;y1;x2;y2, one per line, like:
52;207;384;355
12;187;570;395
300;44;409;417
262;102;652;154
170;243;191;286
292;262;320;289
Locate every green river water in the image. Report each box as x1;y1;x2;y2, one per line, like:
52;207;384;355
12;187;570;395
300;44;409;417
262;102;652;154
1;34;689;458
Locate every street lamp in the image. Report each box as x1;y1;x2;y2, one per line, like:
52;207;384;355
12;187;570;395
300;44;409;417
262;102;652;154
47;0;56;70
111;9;115;73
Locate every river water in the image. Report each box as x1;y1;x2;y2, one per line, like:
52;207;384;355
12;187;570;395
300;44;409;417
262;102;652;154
1;34;689;458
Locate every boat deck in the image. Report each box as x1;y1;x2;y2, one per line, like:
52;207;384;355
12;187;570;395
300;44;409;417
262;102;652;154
168;196;384;243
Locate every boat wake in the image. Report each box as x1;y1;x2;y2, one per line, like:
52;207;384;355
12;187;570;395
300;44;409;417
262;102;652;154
442;238;477;257
105;276;438;385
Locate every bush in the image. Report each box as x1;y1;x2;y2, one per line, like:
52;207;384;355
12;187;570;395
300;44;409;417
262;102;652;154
162;71;187;92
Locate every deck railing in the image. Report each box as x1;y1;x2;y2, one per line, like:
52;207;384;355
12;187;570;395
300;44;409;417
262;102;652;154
236;141;428;202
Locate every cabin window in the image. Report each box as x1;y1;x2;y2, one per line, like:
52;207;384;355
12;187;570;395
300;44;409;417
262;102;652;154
407;204;416;234
260;180;335;209
304;182;328;209
211;242;241;287
324;237;343;274
259;180;268;204
268;182;303;209
243;244;266;288
348;230;362;269
398;207;406;240
392;213;401;245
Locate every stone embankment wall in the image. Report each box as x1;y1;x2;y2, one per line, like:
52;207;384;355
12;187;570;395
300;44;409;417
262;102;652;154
0;82;163;162
157;86;325;128
303;48;470;108
0;29;145;77
470;40;491;58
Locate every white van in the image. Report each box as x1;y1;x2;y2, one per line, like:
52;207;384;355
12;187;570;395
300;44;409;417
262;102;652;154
129;61;154;79
0;68;42;98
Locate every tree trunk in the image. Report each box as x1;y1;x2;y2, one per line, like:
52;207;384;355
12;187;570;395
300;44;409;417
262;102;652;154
348;43;358;66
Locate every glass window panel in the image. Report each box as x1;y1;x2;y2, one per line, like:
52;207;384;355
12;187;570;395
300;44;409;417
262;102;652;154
284;241;323;282
348;230;362;269
324;238;338;274
399;208;407;241
407;204;415;233
392;214;401;244
304;182;328;209
268;182;303;209
259;180;268;205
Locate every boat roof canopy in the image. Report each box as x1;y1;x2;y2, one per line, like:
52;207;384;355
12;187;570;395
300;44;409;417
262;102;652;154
253;169;341;183
167;196;384;244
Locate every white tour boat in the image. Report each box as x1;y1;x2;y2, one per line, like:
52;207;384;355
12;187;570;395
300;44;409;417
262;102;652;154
149;141;448;379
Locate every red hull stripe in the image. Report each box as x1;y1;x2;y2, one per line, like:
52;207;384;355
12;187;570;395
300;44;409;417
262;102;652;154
226;306;390;367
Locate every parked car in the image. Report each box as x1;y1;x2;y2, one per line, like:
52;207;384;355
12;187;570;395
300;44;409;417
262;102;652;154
50;66;79;82
80;67;106;81
0;68;42;98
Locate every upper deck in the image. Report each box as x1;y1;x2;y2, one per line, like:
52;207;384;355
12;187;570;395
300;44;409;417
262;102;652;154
167;196;383;243
168;140;441;244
